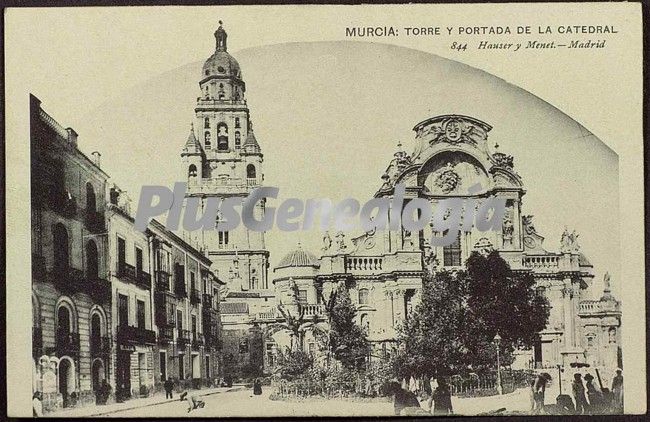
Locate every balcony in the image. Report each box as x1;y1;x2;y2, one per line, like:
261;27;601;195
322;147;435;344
137;270;151;290
33;327;43;356
117;262;137;282
50;192;77;217
192;332;204;349
158;327;174;344
86;277;111;303
202;293;213;310
175;281;187;298
56;330;80;355
117;325;156;346
156;271;171;292
90;335;111;356
51;265;85;294
190;289;201;305
155;293;176;327
32;254;46;280
177;329;191;347
85;210;105;233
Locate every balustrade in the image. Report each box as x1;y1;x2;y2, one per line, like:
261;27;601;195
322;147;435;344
345;256;383;272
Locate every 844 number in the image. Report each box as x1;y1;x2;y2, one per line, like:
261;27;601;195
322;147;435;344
450;42;467;51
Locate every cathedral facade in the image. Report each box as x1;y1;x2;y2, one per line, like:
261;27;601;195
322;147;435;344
178;24;621;378
262;114;621;374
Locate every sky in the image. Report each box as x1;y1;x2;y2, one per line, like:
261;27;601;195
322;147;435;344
6;5;634;300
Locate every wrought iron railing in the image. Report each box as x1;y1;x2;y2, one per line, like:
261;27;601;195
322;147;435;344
85;210;105;233
90;335;112;355
156;271;171;292
159;327;174;343
117;262;137;281
56;330;80;354
137;270;151;290
177;329;191;346
117;325;156;345
192;332;204;349
190;289;201;305
86;277;111;303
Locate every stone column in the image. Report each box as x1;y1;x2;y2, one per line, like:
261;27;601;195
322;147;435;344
513;198;522;250
562;282;575;348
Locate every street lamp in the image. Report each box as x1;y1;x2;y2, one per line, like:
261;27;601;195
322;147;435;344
493;333;503;395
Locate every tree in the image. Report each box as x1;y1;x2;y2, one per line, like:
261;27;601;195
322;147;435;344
394;250;549;377
329;282;371;370
268;279;312;351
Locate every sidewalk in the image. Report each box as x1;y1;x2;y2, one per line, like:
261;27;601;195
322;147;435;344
46;385;246;418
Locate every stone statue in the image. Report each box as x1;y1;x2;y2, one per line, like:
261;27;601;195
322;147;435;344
603;272;611;291
502;208;514;244
561;227;580;253
322;231;332;252
335;231;347;252
522;215;537;235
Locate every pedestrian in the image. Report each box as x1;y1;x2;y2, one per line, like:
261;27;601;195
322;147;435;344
532;373;551;414
585;374;602;414
611;369;623;412
180;391;205;413
32;392;43;417
253;378;263;396
572;373;588;414
164;378;174;399
432;377;453;415
387;381;423;416
100;380;111;405
529;377;536;412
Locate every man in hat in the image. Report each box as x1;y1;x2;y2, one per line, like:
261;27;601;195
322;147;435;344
584;373;602;414
572;373;588;414
532;373;551;414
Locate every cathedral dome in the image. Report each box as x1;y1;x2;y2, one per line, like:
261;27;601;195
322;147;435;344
276;246;319;269
202;51;242;80
202;22;242;80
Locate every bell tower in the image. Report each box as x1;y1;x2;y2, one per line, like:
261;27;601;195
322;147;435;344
181;22;271;304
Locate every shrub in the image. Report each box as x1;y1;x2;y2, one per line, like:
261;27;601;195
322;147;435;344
275;349;314;381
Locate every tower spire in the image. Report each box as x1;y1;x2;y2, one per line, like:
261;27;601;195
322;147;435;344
215;20;227;52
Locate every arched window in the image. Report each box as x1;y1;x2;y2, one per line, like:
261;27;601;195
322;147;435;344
235;117;241;128
53;223;69;273
204;117;210;129
58;306;71;334
204;132;211;149
247;164;256;179
91;314;102;342
188;164;197;178
86;182;96;215
235;131;241;148
86;240;99;279
217;123;229;151
358;288;369;305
